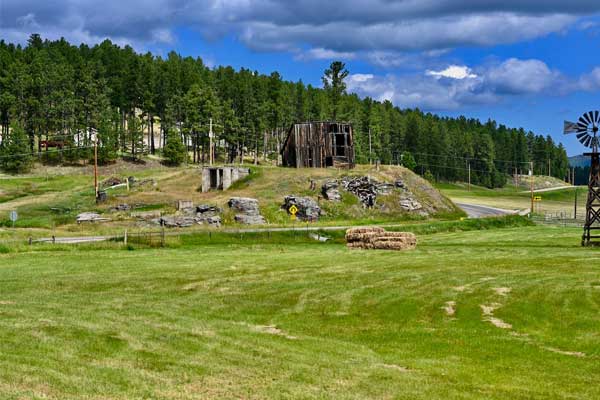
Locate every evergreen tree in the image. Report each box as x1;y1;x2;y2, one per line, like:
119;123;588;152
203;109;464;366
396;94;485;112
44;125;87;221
162;132;187;166
322;61;349;120
0;123;33;173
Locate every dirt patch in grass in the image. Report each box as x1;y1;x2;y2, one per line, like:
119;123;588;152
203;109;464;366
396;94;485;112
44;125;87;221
247;323;298;340
493;287;512;296
453;285;470;292
480;303;513;329
377;363;410;372
442;301;456;316
544;347;586;358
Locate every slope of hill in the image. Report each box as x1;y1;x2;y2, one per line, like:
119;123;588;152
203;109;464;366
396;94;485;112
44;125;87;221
0;161;462;231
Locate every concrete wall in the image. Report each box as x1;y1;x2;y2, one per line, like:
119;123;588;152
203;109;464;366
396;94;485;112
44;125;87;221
202;167;250;192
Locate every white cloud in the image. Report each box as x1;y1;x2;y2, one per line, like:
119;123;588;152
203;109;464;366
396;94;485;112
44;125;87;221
426;65;477;80
484;58;561;94
1;1;598;63
346;58;578;111
294;47;357;61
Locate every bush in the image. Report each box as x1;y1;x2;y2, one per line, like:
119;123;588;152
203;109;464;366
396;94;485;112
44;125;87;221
162;134;187;166
423;170;435;182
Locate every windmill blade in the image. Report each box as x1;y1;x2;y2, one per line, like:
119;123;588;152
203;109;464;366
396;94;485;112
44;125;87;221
582;113;591;124
577;132;589;141
583;135;592;147
564;121;579;134
579;116;588;125
584;112;593;124
587;111;595;124
594;110;599;124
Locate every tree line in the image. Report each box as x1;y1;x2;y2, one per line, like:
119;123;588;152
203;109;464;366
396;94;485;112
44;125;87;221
0;34;569;187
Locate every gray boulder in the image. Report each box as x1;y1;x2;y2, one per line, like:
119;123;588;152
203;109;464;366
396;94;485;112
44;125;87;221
283;195;321;221
228;197;260;214
321;180;342;201
399;192;423;212
228;197;266;225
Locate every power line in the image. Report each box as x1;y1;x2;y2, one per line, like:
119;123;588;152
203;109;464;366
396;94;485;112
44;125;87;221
0;145;95;161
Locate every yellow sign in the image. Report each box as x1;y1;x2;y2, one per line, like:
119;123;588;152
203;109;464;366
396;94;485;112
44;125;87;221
289;204;298;220
534;196;542;202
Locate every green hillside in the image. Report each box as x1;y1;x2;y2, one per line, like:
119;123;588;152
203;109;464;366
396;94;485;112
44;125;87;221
0;161;461;232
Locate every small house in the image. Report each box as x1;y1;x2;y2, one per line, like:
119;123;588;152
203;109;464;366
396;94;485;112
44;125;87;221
281;122;355;168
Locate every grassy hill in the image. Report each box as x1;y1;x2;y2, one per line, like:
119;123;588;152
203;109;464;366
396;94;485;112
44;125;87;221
437;180;583;215
0;161;461;233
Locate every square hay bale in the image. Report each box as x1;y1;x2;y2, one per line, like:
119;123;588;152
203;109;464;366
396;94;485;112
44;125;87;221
346;228;417;251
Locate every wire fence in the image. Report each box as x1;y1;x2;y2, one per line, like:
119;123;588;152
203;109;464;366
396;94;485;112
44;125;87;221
530;213;585;227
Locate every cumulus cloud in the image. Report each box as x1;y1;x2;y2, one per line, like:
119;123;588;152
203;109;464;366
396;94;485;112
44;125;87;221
294;48;357;61
347;58;575;110
426;65;477;80
1;0;599;55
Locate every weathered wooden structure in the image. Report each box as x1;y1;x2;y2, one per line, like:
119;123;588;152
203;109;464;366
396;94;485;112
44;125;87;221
281;122;355;168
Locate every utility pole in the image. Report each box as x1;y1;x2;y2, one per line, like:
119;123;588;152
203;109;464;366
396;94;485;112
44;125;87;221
368;128;372;165
574;187;578;219
468;162;471;192
93;134;98;199
530;161;534;215
548;159;551;177
209;118;213;165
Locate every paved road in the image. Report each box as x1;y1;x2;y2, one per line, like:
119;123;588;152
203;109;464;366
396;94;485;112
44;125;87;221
455;203;516;218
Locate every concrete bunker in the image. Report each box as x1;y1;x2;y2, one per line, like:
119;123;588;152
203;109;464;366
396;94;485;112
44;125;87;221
201;166;250;192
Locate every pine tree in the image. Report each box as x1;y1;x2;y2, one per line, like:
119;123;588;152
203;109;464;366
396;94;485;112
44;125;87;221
162;131;187;166
0;123;33;173
322;61;349;121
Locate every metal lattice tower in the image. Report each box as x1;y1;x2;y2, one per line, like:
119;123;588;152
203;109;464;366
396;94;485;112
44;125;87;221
564;111;600;246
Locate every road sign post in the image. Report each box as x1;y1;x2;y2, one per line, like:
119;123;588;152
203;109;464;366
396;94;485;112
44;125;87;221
289;204;298;221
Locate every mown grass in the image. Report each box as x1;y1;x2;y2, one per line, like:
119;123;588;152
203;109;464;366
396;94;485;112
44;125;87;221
0;224;598;399
437;182;586;214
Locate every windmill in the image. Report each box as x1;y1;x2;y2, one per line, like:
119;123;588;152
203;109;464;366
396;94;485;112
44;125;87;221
564;111;600;246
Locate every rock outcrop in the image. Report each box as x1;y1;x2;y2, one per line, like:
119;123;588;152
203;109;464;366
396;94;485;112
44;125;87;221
228;197;266;225
152;203;222;228
282;195;321;221
321;181;342;201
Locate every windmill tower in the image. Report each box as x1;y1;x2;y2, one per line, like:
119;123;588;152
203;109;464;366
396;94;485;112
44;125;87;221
564;111;600;246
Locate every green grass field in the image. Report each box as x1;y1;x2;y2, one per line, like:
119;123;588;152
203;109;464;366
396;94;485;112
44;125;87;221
1;224;599;399
437;182;585;215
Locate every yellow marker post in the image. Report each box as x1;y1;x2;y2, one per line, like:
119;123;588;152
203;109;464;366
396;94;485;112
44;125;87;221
289;205;298;221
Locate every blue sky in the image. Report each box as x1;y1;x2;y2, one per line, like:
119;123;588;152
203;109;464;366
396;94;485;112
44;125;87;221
2;1;600;155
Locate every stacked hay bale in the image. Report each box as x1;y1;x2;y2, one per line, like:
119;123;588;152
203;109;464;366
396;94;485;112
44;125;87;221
345;227;417;251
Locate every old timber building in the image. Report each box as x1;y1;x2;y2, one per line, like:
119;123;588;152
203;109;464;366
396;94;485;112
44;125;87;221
281;122;355;168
